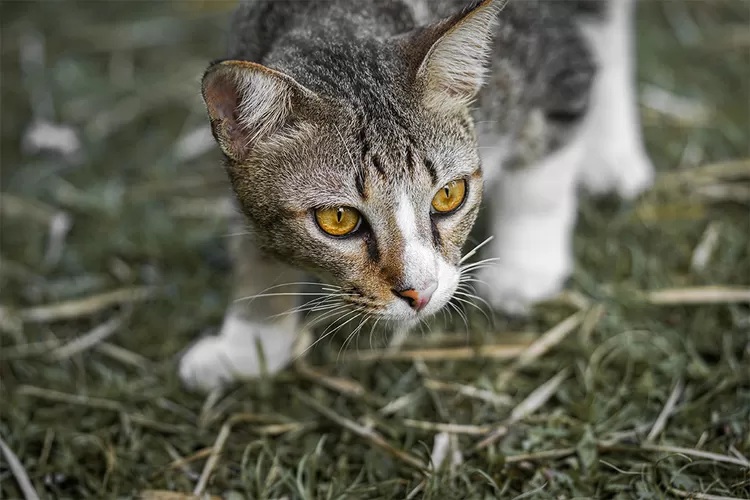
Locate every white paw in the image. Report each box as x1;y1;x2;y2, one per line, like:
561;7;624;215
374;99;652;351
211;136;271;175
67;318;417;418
179;314;297;392
478;255;571;315
579;146;654;200
179;336;237;392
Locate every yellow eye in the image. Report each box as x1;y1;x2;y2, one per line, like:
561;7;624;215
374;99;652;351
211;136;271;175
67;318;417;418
315;206;361;236
431;179;467;214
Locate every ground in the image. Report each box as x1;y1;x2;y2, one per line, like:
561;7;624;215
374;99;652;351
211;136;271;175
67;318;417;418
1;1;749;498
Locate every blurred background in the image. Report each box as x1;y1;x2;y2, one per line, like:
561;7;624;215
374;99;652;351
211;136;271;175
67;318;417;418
1;1;749;498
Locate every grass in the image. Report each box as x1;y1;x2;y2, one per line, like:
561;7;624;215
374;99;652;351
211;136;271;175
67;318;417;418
1;0;749;498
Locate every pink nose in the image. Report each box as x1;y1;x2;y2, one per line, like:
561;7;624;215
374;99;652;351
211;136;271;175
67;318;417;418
393;283;437;312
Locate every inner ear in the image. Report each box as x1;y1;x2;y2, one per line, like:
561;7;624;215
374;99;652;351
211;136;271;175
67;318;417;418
203;72;244;145
204;74;237;123
201;61;318;163
400;0;498;112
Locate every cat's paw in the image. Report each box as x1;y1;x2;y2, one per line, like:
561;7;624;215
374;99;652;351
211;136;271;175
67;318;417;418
179;314;297;392
579;146;654;200
477;256;571;315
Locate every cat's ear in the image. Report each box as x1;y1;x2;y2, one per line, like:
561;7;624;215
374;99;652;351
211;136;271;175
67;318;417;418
404;0;498;112
201;60;316;162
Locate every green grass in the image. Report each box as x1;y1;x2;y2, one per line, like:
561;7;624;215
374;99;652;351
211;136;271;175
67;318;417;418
1;1;748;498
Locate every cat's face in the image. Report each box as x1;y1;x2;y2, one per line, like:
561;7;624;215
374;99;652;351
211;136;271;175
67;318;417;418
228;106;482;321
202;0;497;322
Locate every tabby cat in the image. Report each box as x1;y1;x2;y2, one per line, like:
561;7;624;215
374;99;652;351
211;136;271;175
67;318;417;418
180;0;654;391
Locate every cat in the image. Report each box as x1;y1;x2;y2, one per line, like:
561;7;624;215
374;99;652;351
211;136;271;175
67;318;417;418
179;0;654;391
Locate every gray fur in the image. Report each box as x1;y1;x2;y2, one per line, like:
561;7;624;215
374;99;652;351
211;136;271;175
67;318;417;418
179;0;657;391
203;0;600;315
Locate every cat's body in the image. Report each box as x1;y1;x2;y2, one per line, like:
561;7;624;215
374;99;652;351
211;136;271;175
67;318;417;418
180;0;654;391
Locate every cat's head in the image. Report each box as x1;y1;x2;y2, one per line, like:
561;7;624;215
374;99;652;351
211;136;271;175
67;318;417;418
201;0;497;322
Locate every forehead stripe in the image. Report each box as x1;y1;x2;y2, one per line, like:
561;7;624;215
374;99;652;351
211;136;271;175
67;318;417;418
355;168;367;199
424;158;438;185
363;231;380;263
430;218;442;249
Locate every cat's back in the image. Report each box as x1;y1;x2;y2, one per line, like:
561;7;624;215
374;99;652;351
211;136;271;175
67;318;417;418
226;0;602;60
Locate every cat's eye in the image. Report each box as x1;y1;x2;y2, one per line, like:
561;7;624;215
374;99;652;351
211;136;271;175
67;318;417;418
315;206;361;236
431;179;467;214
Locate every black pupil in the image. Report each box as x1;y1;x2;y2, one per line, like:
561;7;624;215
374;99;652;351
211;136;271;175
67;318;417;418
444;186;451;198
336;208;343;223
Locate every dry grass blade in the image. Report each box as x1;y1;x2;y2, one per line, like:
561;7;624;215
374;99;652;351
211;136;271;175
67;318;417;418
49;314;125;360
508;369;570;423
192;423;231;496
0;339;60;360
514;313;584;366
149;446;212;481
423;378;512;406
95;342;151;369
645;286;750;305
294;390;429;473
16;385;123;412
668;488;746;500
0;192;57;223
476;369;570;450
496;312;583;387
0;434;41;500
402;419;491;436
505;447;576;464
600;443;750;468
255;422;311;435
646;378;684;442
638;443;750;468
295;362;367;398
20;286;154;323
340;342;531;363
140;491;221;500
690;222;722;273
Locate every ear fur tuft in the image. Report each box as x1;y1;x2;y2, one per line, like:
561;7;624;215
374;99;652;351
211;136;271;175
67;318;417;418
202;61;312;162
409;0;499;112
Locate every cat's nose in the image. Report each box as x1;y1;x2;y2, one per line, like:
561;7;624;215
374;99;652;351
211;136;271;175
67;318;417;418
393;283;437;312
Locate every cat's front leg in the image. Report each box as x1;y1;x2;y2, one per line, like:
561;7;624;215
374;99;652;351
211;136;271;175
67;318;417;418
576;0;654;199
179;222;305;392
479;139;584;314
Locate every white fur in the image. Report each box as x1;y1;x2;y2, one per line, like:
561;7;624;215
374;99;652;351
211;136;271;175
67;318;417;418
577;0;654;198
480;134;584;314
388;193;458;319
478;0;653;313
179;313;298;392
226;65;294;146
408;0;430;26
396;192;438;290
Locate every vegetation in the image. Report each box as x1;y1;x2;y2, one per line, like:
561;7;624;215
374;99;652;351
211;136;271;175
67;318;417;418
1;1;748;498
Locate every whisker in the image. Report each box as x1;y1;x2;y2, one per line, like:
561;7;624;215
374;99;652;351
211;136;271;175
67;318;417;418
316;310;364;354
338;313;370;360
333;124;357;172
269;298;342;320
304;304;353;329
235;291;349;302
233;280;345;303
446;300;469;333
459;235;494;264
460;277;491;287
295;307;360;359
452;294;491;324
368;317;382;350
460;263;501;274
460;258;502;272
